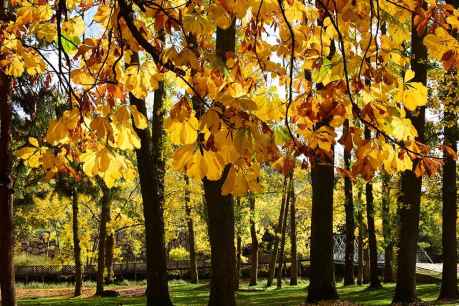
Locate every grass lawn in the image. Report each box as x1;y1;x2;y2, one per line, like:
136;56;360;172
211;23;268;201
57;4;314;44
17;280;455;306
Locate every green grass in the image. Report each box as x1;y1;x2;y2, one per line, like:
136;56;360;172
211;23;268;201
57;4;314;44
17;280;455;306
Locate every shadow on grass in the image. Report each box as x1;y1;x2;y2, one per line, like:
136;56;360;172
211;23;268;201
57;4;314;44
17;281;451;306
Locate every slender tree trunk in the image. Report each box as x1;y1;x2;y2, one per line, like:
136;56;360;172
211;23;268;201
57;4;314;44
235;231;242;290
439;1;458;298
381;173;393;283
356;186;364;286
105;189;114;285
105;232;114;284
204;166;236;306
439;110;457;300
234;198;242;290
72;189;83;296
267;176;288;287
343;120;355;286
439;81;458;301
130;53;172;306
289;176;298;286
184;175;198;284
393;13;427;303
363;247;370;284
366;180;380;288
248;193;259;286
277;176;291;289
96;182;111;296
364;129;381;289
307;150;338;302
205;22;237;306
0;68;16;306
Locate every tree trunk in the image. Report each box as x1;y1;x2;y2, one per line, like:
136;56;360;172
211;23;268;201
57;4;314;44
72;189;83;296
307;151;338;302
205;23;237;306
439;1;458;299
439;85;458;301
204;166;236;306
131;53;172;306
105;233;114;284
184;22;237;306
289;175;298;286
267;175;288;287
381;173;393;283
0;68;16;306
96;182;111;296
393;13;427;303
363;247;370;284
248;193;259;286
277;176;291;289
343;120;355;286
364;128;381;289
366;178;380;288
439;110;457;300
234;197;242;290
235;231;242;290
184;175;199;284
356;186;364;286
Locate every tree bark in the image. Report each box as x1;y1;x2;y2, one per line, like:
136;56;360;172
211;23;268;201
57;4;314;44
277;175;291;289
234;198;242;290
267;175;288;287
72;189;83;296
356;185;364;286
307;151;338;302
131;53;172;306
184;175;199;284
105;232;114;284
439;2;458;300
343;120;355;286
381;173;393;283
289;175;298;286
363;247;370;284
205;22;237;306
393;13;427;303
96;182;111;296
0;68;16;306
439;110;457;300
364;129;381;289
248;193;259;286
439;83;458;301
204;166;236;306
235;230;242;290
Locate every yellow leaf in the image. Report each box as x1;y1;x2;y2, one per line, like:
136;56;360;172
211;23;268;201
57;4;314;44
1;55;25;77
402;82;428;111
62;16;85;37
112;125;141;150
71;69;95;86
46;119;68;144
28;137;39;147
129;105;148;129
222;165;237;195
80;150;98;177
183;15;213;36
90;116;113;140
93;4;111;24
22;51;45;75
209;5;232;30
34;23;57;42
404;69;415;82
16;147;41;168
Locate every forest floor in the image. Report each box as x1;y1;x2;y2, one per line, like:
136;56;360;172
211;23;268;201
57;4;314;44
14;280;456;306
